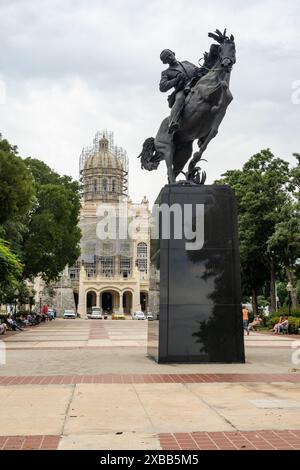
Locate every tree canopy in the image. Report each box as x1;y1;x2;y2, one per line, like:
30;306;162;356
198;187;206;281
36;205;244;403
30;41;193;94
0;135;81;289
0;137;35;224
216;149;299;313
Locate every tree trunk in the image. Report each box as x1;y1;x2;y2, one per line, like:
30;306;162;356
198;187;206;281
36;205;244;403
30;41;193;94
270;258;276;313
251;288;258;316
286;266;299;310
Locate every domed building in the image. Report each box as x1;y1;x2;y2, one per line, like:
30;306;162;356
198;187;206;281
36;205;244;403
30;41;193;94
82;134;127;202
68;130;151;317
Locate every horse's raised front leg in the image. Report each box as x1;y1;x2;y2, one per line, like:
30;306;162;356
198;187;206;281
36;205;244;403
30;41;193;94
188;128;218;176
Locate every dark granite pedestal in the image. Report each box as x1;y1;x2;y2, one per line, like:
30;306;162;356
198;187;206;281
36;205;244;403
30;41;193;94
148;184;245;363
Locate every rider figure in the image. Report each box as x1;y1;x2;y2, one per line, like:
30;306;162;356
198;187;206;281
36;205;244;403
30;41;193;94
159;47;218;134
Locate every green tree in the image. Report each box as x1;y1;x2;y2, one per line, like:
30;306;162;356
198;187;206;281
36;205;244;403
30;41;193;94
0;137;81;286
216;149;290;314
0;239;23;301
0;136;35;224
22;159;81;282
267;202;300;309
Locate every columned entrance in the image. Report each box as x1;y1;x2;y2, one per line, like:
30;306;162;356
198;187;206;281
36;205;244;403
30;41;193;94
123;291;133;314
100;290;122;314
101;291;113;312
86;291;96;315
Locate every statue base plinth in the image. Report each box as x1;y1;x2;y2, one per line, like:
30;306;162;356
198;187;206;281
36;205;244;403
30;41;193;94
147;184;245;363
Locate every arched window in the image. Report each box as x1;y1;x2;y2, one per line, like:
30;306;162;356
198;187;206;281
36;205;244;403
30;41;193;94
137;242;147;273
112;179;116;193
103;179;108;192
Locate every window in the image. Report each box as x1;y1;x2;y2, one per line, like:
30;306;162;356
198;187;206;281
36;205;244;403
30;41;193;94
84;261;96;278
112;179;116;193
137;242;147;273
100;256;114;277
69;261;80;280
103;179;108;192
120;256;131;277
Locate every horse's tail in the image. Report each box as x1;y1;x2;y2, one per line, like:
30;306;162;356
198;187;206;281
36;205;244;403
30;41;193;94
138;137;162;171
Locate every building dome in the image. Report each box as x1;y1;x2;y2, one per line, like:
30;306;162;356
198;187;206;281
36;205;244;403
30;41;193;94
85;137;123;172
80;131;128;202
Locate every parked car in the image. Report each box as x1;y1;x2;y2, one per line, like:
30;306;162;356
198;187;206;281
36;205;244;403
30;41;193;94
90;306;102;319
112;312;126;320
63;309;76;319
132;311;146;320
147;312;154;321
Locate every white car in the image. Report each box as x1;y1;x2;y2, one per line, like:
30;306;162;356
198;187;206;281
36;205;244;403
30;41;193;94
63;309;76;319
132;311;146;320
90;307;102;319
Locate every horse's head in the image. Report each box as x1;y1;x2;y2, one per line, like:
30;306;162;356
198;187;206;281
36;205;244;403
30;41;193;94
208;29;236;70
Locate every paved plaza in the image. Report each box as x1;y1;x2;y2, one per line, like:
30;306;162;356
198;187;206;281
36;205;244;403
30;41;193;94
0;319;300;450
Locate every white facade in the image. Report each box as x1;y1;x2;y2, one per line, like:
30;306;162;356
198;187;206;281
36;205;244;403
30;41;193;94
70;132;151;318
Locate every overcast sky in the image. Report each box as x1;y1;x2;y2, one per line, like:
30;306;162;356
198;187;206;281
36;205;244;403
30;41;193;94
1;0;299;204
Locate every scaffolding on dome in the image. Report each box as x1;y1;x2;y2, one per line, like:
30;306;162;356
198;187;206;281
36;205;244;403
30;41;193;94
79;129;129;197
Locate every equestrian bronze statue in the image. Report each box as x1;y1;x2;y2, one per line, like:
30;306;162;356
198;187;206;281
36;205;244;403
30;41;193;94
138;29;236;184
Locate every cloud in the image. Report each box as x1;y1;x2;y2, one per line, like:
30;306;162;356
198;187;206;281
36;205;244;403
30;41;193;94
1;0;300;204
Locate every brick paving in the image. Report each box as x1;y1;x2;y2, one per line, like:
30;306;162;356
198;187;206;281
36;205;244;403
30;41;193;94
1;430;300;450
159;430;300;450
1;320;300;450
0;435;60;450
0;373;299;385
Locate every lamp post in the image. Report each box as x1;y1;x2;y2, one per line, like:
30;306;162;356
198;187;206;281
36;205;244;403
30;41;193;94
14;288;19;316
39;290;43;315
286;282;292;316
28;287;33;313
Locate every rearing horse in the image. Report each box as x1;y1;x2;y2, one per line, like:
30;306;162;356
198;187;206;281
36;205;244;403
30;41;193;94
138;30;236;184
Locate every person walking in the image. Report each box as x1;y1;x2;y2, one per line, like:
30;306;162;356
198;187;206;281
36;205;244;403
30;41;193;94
242;305;249;334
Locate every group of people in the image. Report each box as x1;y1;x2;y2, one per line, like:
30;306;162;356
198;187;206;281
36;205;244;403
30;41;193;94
0;306;56;335
242;306;262;335
242;305;289;335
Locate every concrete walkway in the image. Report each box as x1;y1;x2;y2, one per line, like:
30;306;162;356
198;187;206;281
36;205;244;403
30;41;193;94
0;319;299;450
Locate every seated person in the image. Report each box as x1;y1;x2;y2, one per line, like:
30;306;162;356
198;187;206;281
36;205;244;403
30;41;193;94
280;317;289;333
274;316;289;334
247;315;262;335
272;316;283;334
0;322;7;335
7;316;23;331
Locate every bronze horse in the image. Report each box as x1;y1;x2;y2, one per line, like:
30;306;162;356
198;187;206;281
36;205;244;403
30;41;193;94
138;30;236;184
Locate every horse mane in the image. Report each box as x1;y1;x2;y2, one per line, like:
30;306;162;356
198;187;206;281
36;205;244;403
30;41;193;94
203;44;219;70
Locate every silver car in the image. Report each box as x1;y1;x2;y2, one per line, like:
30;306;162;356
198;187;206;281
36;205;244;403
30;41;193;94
132;311;146;320
90;307;103;320
63;309;76;319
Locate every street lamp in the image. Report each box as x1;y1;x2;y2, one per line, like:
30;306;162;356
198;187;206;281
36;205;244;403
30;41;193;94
39;290;43;315
28;286;34;313
14;288;19;316
286;282;292;316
